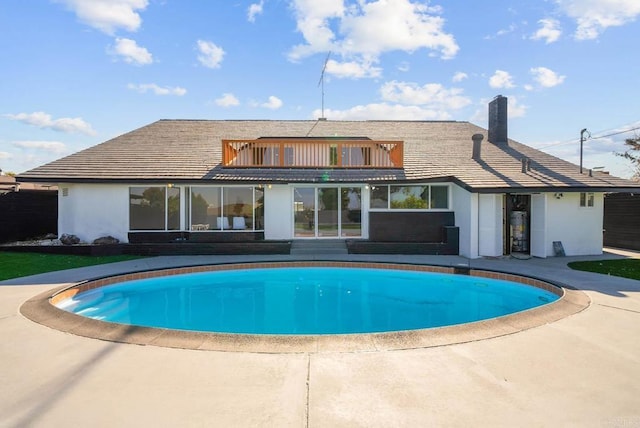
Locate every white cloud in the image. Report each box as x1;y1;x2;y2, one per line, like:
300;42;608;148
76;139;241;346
261;96;283;109
127;83;187;96
555;0;640;40
530;67;566;88
325;58;381;79
5;112;96;135
12;141;68;155
489;70;515;89
452;72;468;82
397;61;410;72
380;81;471;110
54;0;148;34
288;0;458;70
507;96;528;118
531;18;562;43
109;38;153;65
197;40;225;69
315;103;451;121
215;93;240;107
289;0;344;59
484;23;517;40
0;151;12;160
248;1;264;22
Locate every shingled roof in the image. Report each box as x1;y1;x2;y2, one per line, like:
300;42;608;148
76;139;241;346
17;119;639;192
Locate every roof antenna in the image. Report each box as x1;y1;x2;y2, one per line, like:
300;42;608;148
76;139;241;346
317;52;331;120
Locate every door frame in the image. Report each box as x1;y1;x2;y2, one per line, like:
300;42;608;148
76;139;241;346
291;185;364;239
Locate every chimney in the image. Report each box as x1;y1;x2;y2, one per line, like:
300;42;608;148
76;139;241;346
472;133;484;160
488;95;508;144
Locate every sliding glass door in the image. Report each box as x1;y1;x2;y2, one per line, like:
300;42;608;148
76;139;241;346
317;188;339;237
294;187;315;237
293;186;362;238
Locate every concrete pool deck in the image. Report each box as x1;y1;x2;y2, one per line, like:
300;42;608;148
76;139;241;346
1;249;639;427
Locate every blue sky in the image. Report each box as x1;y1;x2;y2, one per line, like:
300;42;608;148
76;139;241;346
1;0;639;178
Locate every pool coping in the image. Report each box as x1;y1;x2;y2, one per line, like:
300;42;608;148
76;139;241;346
19;261;591;354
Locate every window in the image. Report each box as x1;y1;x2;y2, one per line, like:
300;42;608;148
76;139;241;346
579;192;594;207
224;187;253;229
391;186;428;209
370;185;388;208
430;186;448;209
190;186;263;231
329;145;338;166
370;185;449;210
129;186;180;230
130;185;264;232
191;187;221;230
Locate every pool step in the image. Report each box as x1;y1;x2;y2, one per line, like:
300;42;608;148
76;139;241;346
290;239;348;256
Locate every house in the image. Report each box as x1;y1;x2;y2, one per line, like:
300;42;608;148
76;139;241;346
0;174;57;193
16;96;640;258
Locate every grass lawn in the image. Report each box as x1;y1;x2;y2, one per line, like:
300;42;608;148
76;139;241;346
568;259;640;281
0;252;145;281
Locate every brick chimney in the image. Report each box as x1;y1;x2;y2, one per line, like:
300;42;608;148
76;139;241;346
488;95;508;145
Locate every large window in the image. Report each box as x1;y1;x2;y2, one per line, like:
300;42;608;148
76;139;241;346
129;186;180;230
391;186;428;209
370;185;449;210
191;187;221;229
190;186;263;231
129;185;264;232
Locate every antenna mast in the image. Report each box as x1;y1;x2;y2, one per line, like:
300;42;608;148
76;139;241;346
318;52;331;119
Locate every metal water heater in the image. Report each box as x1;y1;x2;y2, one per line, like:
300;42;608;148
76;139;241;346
510;211;529;252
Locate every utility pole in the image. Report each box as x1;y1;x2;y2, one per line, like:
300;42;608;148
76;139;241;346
580;128;590;174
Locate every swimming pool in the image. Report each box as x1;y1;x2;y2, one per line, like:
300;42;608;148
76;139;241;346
55;265;560;335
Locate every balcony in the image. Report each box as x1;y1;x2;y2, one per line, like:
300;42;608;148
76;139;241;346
222;138;403;168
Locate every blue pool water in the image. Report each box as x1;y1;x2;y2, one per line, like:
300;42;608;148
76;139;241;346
57;267;559;335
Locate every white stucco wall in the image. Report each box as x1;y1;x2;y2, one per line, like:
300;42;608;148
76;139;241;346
58;183;129;243
545;192;603;256
478;194;503;257
264;185;292;240
452;185;477;258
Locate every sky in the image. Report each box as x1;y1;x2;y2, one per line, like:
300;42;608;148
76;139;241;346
1;0;639;178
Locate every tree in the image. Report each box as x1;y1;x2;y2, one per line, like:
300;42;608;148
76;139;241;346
616;136;640;181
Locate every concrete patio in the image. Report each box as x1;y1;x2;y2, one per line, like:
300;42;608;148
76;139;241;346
1;250;639;427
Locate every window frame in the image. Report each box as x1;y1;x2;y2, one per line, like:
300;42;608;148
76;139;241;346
579;192;595;208
129;185;175;231
369;184;451;211
189;185;265;232
128;185;265;232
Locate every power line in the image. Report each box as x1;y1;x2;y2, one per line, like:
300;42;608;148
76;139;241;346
535;123;640;150
590;125;640;140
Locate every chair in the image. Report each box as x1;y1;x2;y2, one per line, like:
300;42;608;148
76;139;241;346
216;217;230;229
232;216;246;230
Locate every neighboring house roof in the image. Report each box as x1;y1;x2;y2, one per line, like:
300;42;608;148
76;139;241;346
17;119;639;192
0;175;57;192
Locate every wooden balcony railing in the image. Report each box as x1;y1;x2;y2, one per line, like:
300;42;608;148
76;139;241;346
222;138;403;168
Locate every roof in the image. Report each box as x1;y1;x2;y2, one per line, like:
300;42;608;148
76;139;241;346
0;175;57;192
17;119;640;192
